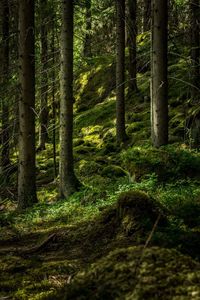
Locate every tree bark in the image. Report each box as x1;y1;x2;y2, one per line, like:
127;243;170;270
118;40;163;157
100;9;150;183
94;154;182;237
83;0;92;57
151;0;168;147
1;0;10;172
18;0;37;208
143;0;151;32
51;18;57;179
38;0;48;151
59;0;81;198
116;0;127;143
190;0;200;101
127;0;138;92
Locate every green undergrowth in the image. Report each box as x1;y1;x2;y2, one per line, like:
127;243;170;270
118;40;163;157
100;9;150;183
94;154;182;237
1;189;199;299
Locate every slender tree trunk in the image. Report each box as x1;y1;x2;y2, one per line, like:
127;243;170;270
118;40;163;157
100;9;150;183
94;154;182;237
143;0;151;32
151;0;168;147
83;0;92;57
190;0;200;101
51;19;57;179
38;0;48;151
127;0;138;92
116;0;127;143
18;0;37;208
1;0;10;172
59;0;81;198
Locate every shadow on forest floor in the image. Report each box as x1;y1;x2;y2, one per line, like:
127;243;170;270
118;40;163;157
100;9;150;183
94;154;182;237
0;190;200;299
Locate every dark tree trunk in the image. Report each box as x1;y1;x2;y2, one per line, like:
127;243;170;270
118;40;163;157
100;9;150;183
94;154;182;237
116;0;127;143
151;0;168;147
190;0;200;101
51;18;57;179
38;0;48;151
59;0;81;198
18;0;37;208
143;0;151;32
127;0;138;92
1;0;10;172
83;0;92;57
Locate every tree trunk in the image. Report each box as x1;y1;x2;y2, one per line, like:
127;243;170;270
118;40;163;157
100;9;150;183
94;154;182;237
83;0;92;57
127;0;138;92
18;0;37;208
151;0;168;147
143;0;151;32
116;0;127;143
190;0;200;101
1;0;10;173
38;0;48;151
51;18;57;179
59;0;81;198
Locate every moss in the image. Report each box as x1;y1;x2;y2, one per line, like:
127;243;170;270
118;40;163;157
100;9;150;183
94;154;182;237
116;190;167;233
121;146;200;182
70;190;167;253
77;160;101;177
74;98;115;130
53;246;200;300
74;60;115;113
74;144;96;155
101;165;127;178
73;138;85;147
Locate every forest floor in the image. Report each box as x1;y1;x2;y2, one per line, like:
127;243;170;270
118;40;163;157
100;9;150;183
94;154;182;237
1;45;200;299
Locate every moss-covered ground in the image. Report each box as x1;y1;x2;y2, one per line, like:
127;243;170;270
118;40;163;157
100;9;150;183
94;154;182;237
0;34;200;299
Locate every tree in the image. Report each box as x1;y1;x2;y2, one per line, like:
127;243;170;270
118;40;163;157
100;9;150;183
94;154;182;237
1;0;10;173
38;0;49;151
151;0;168;147
51;16;57;179
190;0;200;101
18;0;37;208
127;0;138;92
59;0;81;198
116;0;127;143
83;0;92;57
143;0;151;32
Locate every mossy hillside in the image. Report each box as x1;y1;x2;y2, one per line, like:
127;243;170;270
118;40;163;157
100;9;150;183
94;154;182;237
1;181;200;299
53;246;200;300
0;190;165;300
74;55;115;113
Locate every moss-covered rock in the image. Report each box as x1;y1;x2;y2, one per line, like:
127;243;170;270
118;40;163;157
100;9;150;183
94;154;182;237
77;160;101;177
78;190;167;248
52;246;200;300
116;190;167;234
74;144;96;155
101;165;127;178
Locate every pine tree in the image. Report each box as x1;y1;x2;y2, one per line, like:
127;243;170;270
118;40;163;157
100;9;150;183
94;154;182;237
18;0;37;208
38;0;49;151
1;0;10;173
116;0;127;143
151;0;168;147
59;0;81;198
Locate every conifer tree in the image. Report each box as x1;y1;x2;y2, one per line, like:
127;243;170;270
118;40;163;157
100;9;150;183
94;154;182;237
59;0;81;198
18;0;37;208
